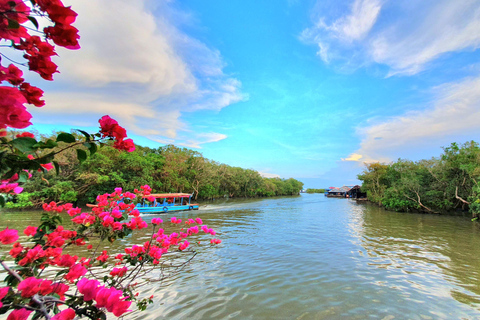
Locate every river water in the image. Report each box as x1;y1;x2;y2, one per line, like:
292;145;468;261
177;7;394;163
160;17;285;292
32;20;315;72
2;194;480;319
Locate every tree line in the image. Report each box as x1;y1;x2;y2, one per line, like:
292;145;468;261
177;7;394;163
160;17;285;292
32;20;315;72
305;188;325;193
357;141;480;218
5;132;303;209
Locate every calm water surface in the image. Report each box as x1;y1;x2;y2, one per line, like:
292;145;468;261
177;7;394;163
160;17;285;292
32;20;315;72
2;194;480;319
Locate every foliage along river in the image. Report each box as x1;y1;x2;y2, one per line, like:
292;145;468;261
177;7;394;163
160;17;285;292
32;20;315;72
2;194;480;319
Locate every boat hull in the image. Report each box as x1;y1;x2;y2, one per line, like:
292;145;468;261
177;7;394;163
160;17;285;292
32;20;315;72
135;204;200;214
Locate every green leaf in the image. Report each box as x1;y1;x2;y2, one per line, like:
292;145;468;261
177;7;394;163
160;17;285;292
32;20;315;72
32;139;58;149
0;195;5;207
76;129;92;141
17;171;29;183
53;160;60;175
27;16;39;29
8;19;20;29
84;142;97;156
43;139;58;148
10;137;37;153
56;132;76;143
76;149;87;163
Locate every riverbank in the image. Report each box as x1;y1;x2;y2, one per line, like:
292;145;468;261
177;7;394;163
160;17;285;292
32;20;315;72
357;141;480;217
5;142;303;210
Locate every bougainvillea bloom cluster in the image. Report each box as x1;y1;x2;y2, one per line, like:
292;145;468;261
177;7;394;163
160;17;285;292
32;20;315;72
0;0;81;135
99;115;135;152
0;185;221;319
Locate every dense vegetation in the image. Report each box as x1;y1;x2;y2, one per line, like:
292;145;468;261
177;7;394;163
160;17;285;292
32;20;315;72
4;132;303;209
358;141;480;217
305;188;325;193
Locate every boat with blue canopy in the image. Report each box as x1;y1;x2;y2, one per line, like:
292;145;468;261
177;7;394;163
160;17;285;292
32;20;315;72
135;193;200;214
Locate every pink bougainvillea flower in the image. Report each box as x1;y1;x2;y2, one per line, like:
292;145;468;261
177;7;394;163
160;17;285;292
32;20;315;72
67;207;81;217
188;226;199;235
151;218;163;225
57;254;78;268
0;0;30;43
0;64;24;86
9;242;23;258
111;298;132;317
19;83;45;107
44;24;80;50
40;162;54;171
0;287;9;299
0;183;23;195
0;228;18;244
46;5;78;25
171;217;182;224
195;217;203;224
99;115;118;136
95;287;132;316
77;278;100;301
0;287;9;308
110;266;128;277
64;263;87;282
114;138;135;152
210;239;222;244
179;241;190;251
15;132;35;139
6;308;32;320
0;87;32;130
23;226;37;237
52;282;69;300
96;250;109;263
38;279;53;295
51;308;76;320
18;245;45;266
25;52;59;81
17;277;41;298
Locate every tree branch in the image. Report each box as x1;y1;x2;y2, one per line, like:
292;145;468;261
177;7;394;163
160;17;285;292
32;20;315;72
455;186;470;205
404;191;440;214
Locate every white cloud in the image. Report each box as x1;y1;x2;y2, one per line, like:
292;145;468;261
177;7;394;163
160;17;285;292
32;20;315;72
179;132;228;149
370;0;480;75
341;153;363;161
302;0;480;75
301;0;382;64
58;0;195;98
330;0;382;42
352;75;480;162
36;0;245;148
259;172;281;178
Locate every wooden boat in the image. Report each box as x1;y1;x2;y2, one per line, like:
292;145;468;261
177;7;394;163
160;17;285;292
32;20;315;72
87;193;200;214
134;193;199;214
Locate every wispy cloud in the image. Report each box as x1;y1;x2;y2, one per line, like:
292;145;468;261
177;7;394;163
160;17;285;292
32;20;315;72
302;0;480;75
371;0;480;76
179;132;228;149
329;0;382;42
301;0;382;64
32;0;246;148
351;75;480;162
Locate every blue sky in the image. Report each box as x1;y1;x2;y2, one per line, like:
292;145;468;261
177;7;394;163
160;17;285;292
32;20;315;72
28;0;480;188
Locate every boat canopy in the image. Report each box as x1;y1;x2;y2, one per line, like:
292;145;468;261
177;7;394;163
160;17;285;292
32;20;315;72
143;193;192;199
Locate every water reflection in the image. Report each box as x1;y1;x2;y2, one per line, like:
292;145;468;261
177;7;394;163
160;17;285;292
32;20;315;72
347;201;480;318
